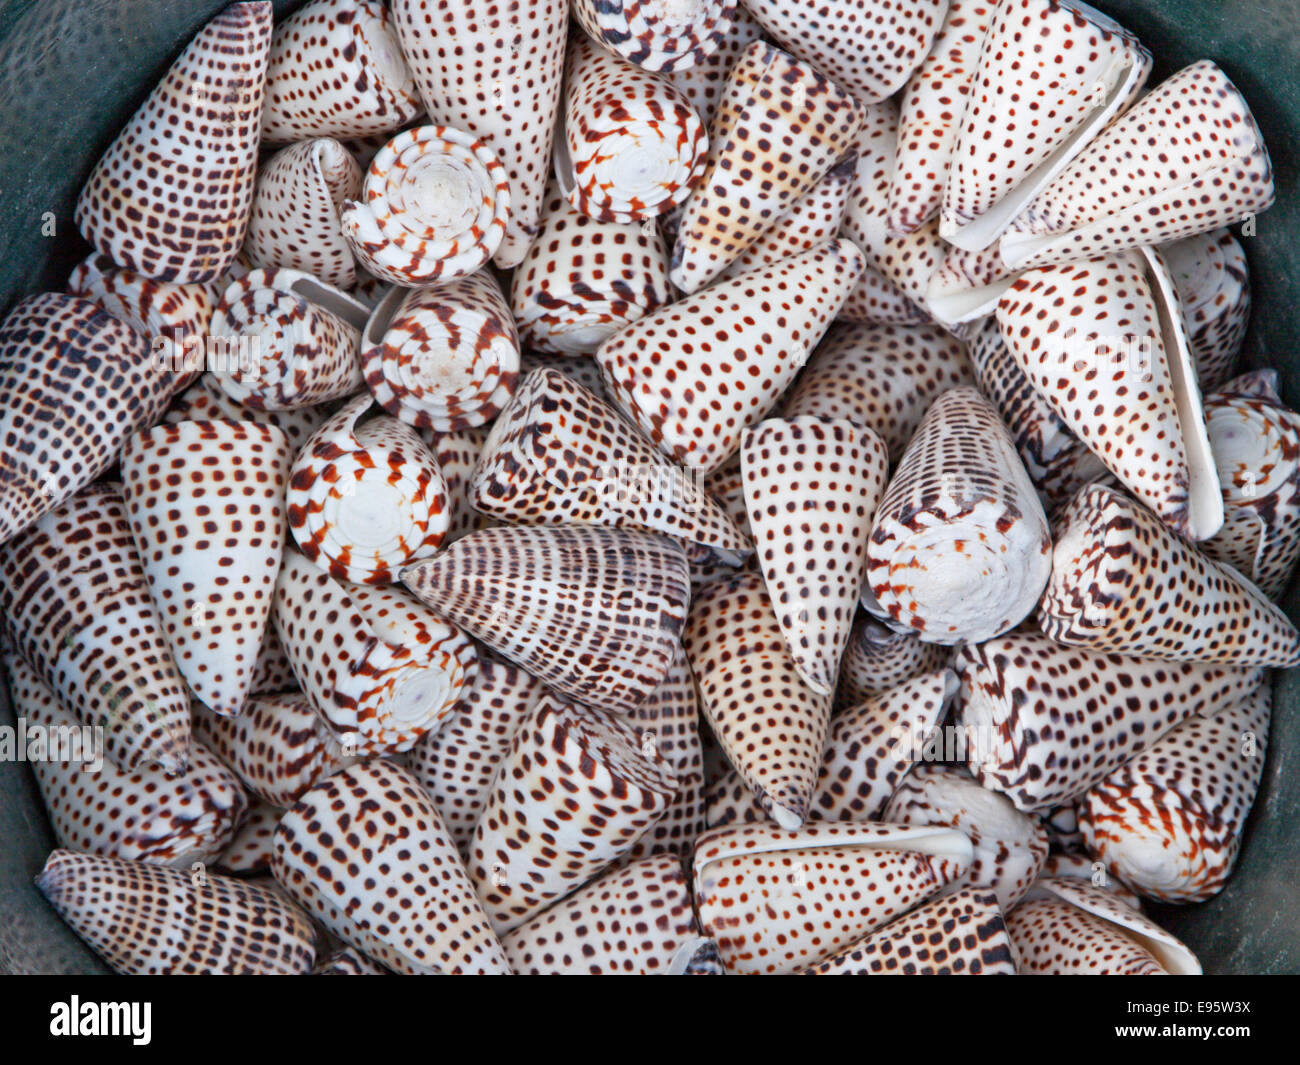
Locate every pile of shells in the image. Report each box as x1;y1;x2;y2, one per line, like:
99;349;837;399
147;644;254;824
1;0;1291;975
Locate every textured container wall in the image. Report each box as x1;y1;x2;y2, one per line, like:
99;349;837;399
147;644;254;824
0;0;1298;973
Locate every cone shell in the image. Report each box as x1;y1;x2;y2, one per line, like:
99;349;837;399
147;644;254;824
783;321;974;463
967;317;1108;511
361;271;519;431
1006;876;1200;974
622;647;707;860
1202;380;1300;598
67;253;216;354
838;262;934;326
840;101;950;310
957;629;1263;811
597;238;864;473
0;483;191;772
659;6;767;126
1166;229;1250;392
940;0;1151;252
245;138;363;290
1079;683;1269;904
287;394;449;584
865;387;1052;643
402;524;691;713
883;764;1050;911
670;43;864;293
215;796;284;875
471;367;750;560
120;420;293;717
193;690;355;808
996;249;1223;539
210;267;368;410
571;0;735;73
742;417;889;694
1001;61;1275;270
887;0;998;234
406;657;546;852
683;570;832;829
75;3;272;283
339;125;511;284
7;654;245;867
36;849;316;974
501;854;699;973
0;293;180;545
261;0;423;145
742;0;945;105
836;613;951;709
391;0;566;267
273;549;478;753
803;887;1017;975
693;821;973;974
510;183;673;355
420;425;494;542
558;32;708;225
1043;483;1300;666
273;759;510;974
466;693;679;934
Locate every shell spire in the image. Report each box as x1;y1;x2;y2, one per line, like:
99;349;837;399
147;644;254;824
571;0;735;73
75;2;273;283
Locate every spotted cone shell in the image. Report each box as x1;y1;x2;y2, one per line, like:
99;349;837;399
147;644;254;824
883;764;1050;912
597;238;865;473
466;692;679;934
866;386;1052;643
472;367;750;561
1043;483;1300;666
940;0;1151;253
1001;60;1274;270
0;293;180;546
683;570;832;829
571;0;734;73
742;0;945;105
287;394;449;584
6;653;245;867
193;690;355;808
742;417;889;694
401;524;691;713
671;43;864;294
802;887;1017;975
966;317;1108;511
1007;876;1200;974
783;321;974;463
37;849;316;975
957;628;1263;811
75;2;272;283
509;182;673;355
501;853;699;974
557;32;707;225
361;271;519;431
209;267;368;410
273;549;478;754
261;0;423;145
391;0;567;267
996;249;1223;540
887;0;998;234
0;483;191;773
1202;376;1300;598
120;420;293;718
245;138;363;290
693;821;973;974
660;6;766;127
273;759;510;974
839;262;934;326
835;614;951;709
406;657;547;852
1079;682;1269;904
1165;229;1250;392
339;125;511;284
67;253;216;357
